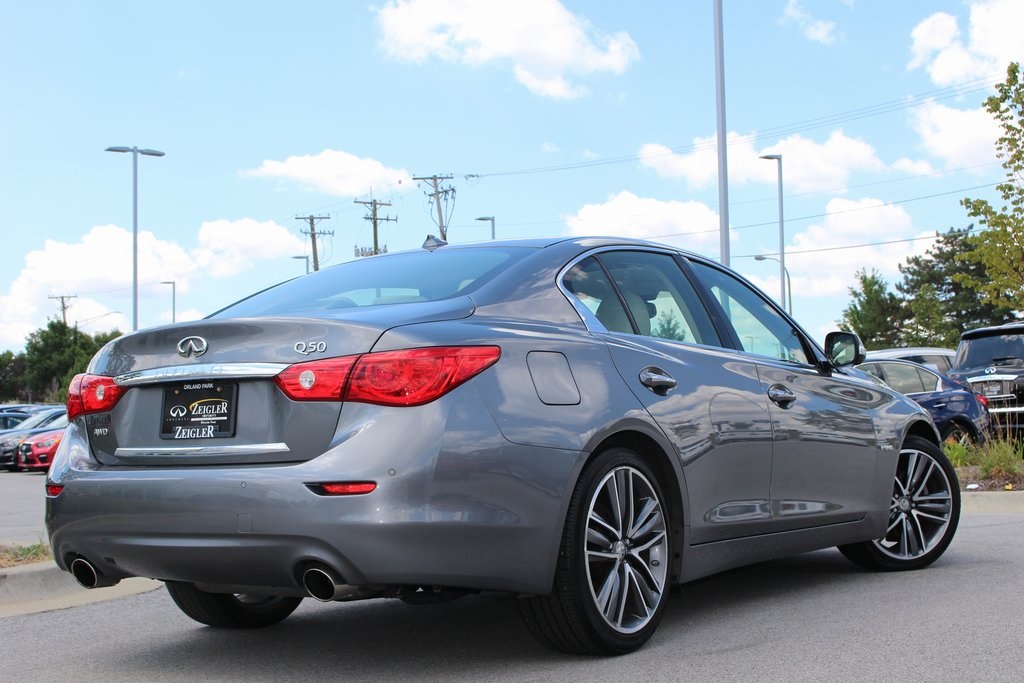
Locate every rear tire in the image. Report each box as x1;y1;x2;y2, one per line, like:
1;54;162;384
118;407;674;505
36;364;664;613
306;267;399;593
165;581;302;628
519;447;671;655
839;435;960;571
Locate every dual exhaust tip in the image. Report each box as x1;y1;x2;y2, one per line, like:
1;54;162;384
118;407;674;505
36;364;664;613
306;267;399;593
69;556;355;602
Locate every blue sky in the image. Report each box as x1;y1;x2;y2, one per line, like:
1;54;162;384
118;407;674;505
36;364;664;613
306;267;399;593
1;0;1021;352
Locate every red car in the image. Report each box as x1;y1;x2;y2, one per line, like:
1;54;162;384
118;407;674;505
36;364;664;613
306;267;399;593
17;428;64;471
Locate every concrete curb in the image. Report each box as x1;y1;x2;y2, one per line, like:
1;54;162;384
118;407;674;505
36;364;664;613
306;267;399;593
0;562;161;617
2;492;1022;618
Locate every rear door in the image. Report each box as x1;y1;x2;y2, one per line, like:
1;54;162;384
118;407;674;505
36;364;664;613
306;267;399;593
563;249;774;544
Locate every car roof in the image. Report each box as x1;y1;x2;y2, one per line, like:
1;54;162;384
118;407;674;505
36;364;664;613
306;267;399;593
865;347;954;358
960;322;1024;340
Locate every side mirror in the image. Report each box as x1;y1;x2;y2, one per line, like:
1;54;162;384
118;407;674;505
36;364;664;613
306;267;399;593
824;331;866;367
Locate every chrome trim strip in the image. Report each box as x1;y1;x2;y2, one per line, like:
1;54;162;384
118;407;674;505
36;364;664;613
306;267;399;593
966;374;1018;382
115;362;287;386
114;443;290;457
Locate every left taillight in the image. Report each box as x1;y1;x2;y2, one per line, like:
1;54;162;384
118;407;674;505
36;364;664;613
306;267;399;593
67;373;126;420
274;346;501;406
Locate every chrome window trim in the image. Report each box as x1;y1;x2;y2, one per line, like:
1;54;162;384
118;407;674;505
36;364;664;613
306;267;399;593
115;362;287;386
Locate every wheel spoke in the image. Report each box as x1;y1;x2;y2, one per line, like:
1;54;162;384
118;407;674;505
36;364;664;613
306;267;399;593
584;463;668;635
873;447;954;561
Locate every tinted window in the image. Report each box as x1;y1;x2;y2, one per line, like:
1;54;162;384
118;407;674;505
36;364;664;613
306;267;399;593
955;334;1024;369
563;251;721;347
689;261;810;364
213;247;530;318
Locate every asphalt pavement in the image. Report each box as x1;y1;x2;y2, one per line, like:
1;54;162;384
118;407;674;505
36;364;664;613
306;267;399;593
2;470;1023;619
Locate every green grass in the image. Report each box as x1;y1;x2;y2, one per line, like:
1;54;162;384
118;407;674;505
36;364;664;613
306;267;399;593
944;433;1024;481
0;541;53;568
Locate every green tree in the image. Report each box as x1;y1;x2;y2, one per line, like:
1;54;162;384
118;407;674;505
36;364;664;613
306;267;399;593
839;269;908;348
22;321;120;402
0;350;27;402
960;62;1024;310
896;226;1016;346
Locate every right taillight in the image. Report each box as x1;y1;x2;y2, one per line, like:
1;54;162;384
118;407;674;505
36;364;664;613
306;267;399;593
67;373;126;420
273;346;500;406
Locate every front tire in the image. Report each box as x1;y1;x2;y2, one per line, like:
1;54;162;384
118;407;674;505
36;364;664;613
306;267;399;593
519;447;671;655
165;581;302;628
839;435;960;571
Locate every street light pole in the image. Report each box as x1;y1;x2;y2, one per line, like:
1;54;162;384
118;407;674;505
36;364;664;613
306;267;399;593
755;255;792;314
160;280;176;323
759;153;785;314
106;145;165;331
292;255;310;274
475;216;495;239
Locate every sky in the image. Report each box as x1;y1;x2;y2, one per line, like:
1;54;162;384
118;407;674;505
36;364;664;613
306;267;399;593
1;0;1021;353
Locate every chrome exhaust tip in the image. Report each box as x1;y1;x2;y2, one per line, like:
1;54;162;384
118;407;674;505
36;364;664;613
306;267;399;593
69;557;121;589
302;565;359;602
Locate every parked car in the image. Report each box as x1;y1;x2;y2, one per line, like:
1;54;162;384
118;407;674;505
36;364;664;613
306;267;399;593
857;358;989;444
1;407;67;471
0;411;29;431
46;237;959;655
865;347;955;373
947;322;1024;436
17;427;65;471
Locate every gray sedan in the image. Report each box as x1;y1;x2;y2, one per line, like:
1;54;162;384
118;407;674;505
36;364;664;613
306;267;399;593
46;236;959;655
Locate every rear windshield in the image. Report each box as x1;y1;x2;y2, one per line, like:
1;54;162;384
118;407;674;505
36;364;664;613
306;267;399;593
955;333;1024;369
212;247;529;318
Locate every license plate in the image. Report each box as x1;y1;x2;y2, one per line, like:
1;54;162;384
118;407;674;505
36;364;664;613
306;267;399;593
985;382;1002;397
161;382;237;440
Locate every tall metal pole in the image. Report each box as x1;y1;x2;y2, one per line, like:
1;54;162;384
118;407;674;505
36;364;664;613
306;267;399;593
760;154;786;313
131;150;139;330
106;145;164;331
713;0;731;266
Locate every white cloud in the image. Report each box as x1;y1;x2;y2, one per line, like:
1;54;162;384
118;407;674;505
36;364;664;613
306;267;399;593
892;157;936;175
640;130;884;193
908;0;1024;85
780;0;839;45
242;149;409;197
909;100;1000;168
0;220;306;351
564;191;719;251
784;197;929;299
192;219;308;279
375;0;639;99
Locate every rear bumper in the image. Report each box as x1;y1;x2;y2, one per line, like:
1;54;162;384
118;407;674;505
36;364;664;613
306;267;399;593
46;416;580;597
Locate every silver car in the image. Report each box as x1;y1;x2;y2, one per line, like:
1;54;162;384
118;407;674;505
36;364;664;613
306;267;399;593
46;237;959;655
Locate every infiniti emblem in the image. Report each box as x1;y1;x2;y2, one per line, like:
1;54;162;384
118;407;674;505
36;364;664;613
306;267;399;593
985;367;997;374
177;336;209;358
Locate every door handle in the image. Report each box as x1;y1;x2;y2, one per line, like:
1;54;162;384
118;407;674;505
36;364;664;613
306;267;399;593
767;384;797;408
639;367;677;395
932;402;946;409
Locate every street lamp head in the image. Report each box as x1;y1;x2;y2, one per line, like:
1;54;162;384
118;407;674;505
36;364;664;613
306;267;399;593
754;255;768;261
760;154;781;161
105;146;132;153
475;216;494;221
139;149;165;157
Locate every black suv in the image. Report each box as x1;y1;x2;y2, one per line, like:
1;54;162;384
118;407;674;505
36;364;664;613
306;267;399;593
948;322;1024;434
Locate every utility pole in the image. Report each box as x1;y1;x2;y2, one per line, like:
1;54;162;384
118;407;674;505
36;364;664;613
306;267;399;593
295;215;333;271
354;198;396;257
49;294;77;325
413;174;455;240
